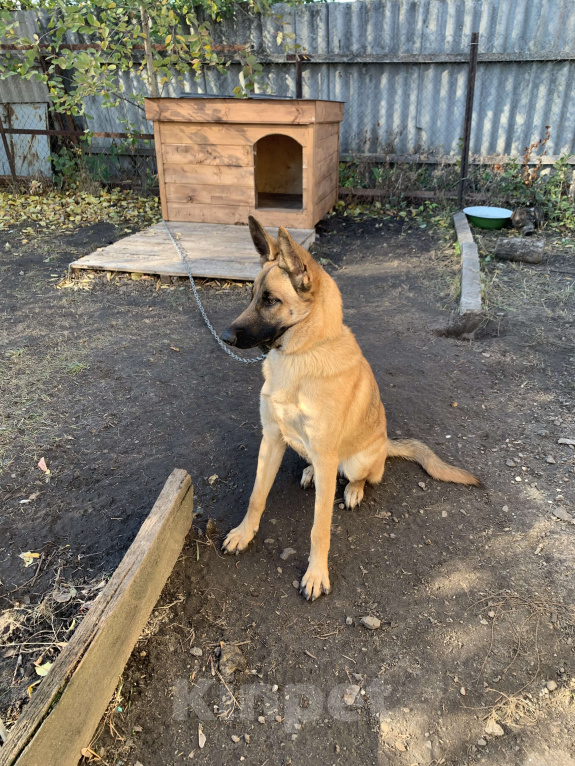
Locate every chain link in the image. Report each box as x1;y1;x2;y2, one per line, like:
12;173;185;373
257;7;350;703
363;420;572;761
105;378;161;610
163;221;266;364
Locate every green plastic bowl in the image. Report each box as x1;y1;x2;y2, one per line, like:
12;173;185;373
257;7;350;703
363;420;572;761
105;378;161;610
463;206;513;230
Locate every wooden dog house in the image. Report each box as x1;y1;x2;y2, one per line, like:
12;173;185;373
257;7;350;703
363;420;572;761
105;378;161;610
145;97;344;230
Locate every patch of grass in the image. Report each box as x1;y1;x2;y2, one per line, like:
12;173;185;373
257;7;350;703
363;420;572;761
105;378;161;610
5;348;25;359
0;345;91;468
65;361;90;376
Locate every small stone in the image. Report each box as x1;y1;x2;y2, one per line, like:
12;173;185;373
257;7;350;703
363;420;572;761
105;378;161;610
546;455;556;464
546;680;557;691
346;616;353;625
488;610;495;618
231;734;240;743
280;547;296;560
394;740;407;752
264;538;275;545
460;686;466;695
360;615;381;630
258;716;265;724
339;503;345;510
502;505;509;512
277;566;282;573
418;481;426;490
190;647;203;657
506;458;516;467
441;510;448;518
198;724;206;748
244;734;251;744
343;685;360;706
484;719;504;737
133;726;143;733
272;684;278;692
553;507;573;522
558;438;575;445
477;738;487;747
480;618;489;625
292;580;299;589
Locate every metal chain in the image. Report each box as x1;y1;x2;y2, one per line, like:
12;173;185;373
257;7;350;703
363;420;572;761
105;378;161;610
163;221;266;364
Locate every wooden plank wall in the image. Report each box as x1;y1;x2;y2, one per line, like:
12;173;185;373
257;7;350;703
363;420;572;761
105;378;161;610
154;112;342;229
313;122;341;224
160;122;311;225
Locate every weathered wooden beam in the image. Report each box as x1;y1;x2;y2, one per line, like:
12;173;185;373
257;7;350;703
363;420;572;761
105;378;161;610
0;469;194;766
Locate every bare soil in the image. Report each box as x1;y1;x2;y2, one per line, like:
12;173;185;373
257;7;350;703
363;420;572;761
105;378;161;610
1;214;574;765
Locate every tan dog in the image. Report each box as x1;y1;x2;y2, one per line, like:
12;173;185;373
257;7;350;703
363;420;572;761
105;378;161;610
221;216;479;600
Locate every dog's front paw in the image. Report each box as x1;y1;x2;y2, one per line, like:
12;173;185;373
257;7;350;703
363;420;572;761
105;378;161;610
222;523;256;555
301;465;315;489
300;562;331;601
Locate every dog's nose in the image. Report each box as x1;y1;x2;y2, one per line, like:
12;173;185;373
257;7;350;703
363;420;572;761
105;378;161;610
221;327;237;346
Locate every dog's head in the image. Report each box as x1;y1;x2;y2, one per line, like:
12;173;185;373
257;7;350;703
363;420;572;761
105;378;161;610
220;216;318;350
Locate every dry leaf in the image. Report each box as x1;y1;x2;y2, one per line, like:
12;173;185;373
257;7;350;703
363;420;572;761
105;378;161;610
170;346;180;352
37;457;50;474
35;661;53;677
208;474;218;486
19;551;40;567
198;724;206;749
52;585;77;603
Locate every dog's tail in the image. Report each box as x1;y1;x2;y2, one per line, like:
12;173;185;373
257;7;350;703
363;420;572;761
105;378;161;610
387;438;480;486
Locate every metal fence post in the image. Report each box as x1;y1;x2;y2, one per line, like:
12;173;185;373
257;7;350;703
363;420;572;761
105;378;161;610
458;32;479;209
0;112;18;183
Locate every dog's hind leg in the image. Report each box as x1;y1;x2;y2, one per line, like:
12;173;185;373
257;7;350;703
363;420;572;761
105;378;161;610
341;442;386;509
301;464;314;489
343;479;366;509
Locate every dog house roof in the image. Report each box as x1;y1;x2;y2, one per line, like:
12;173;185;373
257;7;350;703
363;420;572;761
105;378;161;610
178;93;344;102
145;97;345;125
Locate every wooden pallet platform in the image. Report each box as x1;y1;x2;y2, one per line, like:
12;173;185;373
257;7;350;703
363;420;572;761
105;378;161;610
70;222;316;282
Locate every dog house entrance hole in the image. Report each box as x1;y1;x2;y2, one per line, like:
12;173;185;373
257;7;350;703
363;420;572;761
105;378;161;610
255;134;303;210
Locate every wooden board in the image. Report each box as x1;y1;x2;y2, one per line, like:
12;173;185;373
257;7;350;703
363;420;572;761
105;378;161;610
161;143;254;166
163;163;254;187
0;469;194;766
159;122;308;147
165;182;256;206
69;222;316;281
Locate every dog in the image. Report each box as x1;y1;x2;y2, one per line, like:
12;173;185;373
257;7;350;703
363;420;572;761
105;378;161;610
221;216;479;601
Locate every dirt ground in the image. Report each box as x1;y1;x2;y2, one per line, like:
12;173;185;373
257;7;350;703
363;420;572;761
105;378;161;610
1;213;574;765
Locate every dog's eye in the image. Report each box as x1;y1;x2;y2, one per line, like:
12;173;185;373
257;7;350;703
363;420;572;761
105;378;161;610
266;296;280;306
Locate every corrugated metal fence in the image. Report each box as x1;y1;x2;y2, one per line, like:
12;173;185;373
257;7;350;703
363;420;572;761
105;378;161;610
1;0;575;177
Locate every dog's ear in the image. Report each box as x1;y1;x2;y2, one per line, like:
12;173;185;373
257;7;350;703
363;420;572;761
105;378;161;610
248;215;279;265
277;227;312;292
